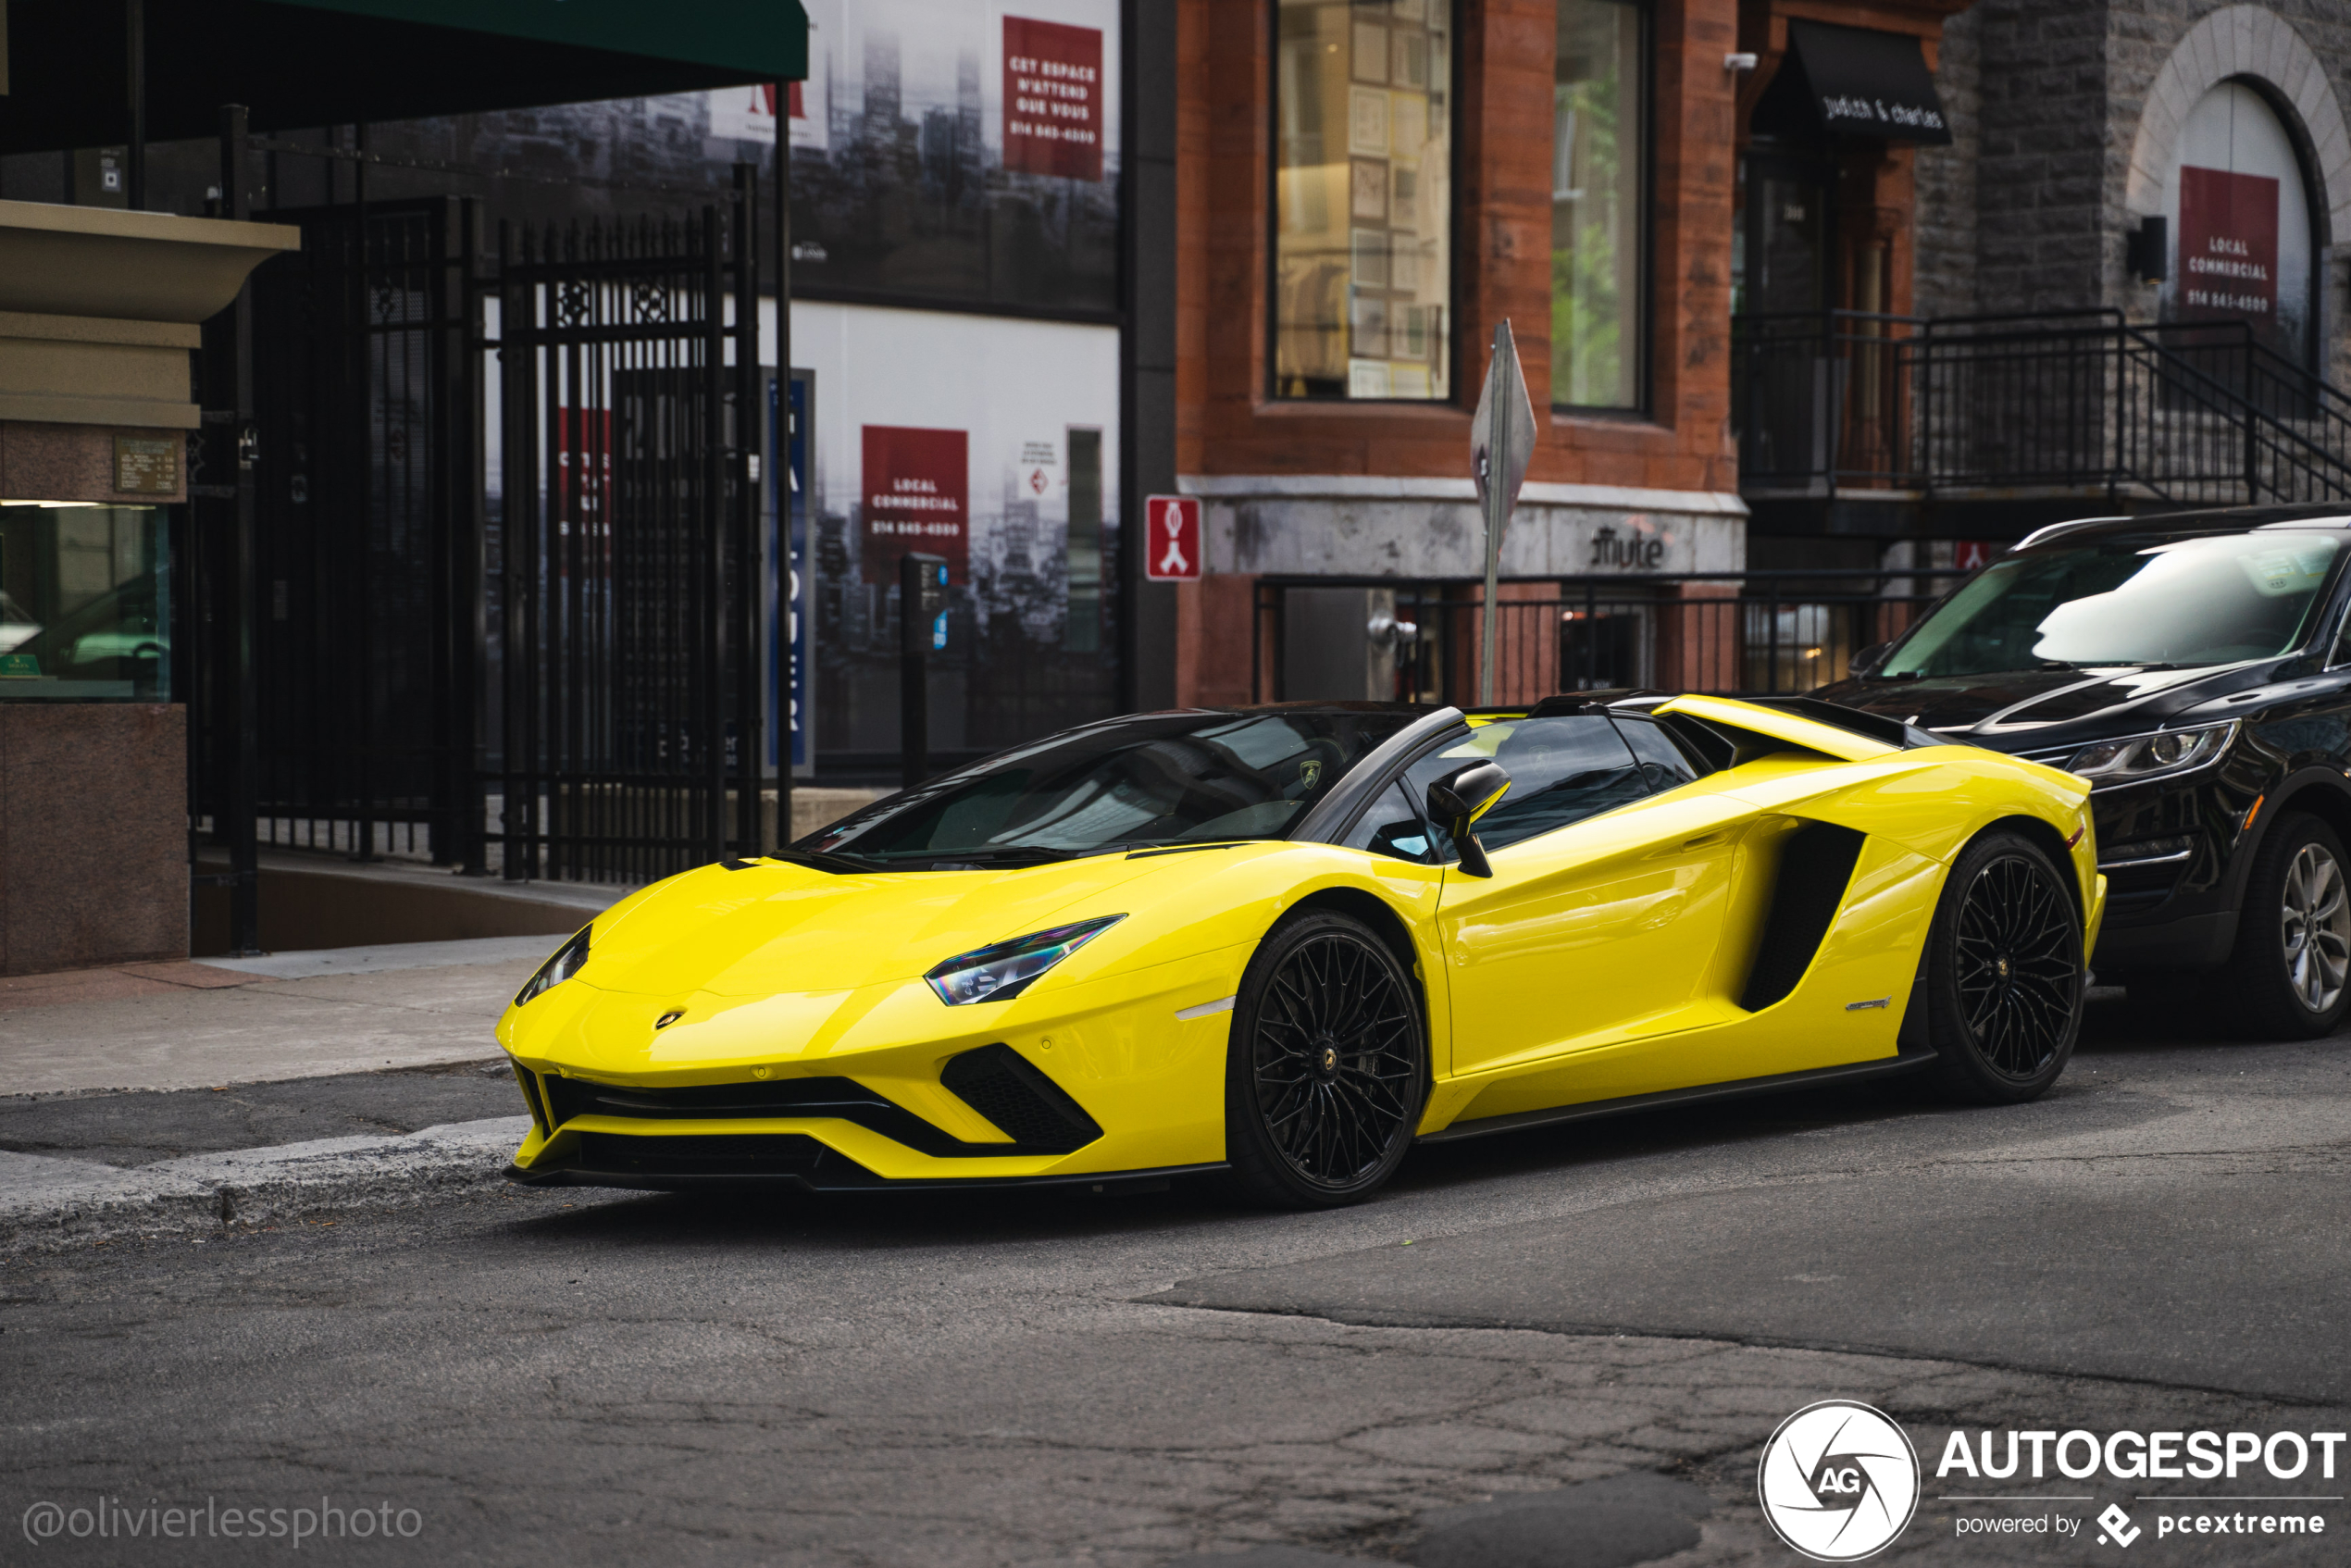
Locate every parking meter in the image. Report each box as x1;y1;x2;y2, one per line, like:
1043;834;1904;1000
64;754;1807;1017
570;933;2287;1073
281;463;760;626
899;554;948;788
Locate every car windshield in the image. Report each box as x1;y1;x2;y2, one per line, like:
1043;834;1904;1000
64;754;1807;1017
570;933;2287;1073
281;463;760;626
1878;531;2344;679
798;709;1422;867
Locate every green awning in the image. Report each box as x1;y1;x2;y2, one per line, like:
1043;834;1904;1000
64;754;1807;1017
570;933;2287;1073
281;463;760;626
272;0;806;83
0;0;806;154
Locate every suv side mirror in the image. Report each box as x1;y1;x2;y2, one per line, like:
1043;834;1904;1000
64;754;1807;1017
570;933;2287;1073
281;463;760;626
1427;761;1511;878
1848;641;1889;678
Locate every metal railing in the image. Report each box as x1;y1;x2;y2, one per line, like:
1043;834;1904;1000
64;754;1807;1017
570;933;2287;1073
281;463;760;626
1734;308;2351;506
1250;571;1974;707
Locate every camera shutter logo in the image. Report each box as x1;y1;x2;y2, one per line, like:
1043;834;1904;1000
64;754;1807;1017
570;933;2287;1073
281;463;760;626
1758;1400;1922;1562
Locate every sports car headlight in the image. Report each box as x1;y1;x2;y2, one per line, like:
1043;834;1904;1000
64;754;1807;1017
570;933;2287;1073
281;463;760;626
925;915;1125;1005
514;927;591;1007
2064;721;2237;788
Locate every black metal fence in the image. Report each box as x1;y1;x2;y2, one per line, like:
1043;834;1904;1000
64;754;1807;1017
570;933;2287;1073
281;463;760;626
490;174;765;883
1250;571;1973;707
207;180;770;889
232;196;482;868
1735;308;2351;505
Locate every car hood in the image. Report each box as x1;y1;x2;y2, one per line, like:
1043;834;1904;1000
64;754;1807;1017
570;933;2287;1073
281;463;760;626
1812;660;2279;748
575;851;1193;999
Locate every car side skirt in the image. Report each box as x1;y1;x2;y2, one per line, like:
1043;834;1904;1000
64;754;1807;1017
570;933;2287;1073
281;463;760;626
1412;1051;1939;1146
505;1156;1228;1196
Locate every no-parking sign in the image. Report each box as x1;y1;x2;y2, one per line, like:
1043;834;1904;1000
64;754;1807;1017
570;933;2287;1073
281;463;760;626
1145;495;1200;581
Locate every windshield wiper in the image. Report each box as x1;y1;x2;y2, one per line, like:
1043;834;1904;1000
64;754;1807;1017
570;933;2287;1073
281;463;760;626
764;850;886;876
902;846;1091;868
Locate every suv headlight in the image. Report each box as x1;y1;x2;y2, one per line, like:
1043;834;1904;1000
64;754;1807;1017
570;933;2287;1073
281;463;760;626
926;915;1125;1005
515;927;591;1006
2065;721;2237;787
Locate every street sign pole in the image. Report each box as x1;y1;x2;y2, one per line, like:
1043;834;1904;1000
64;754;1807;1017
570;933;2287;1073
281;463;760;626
1469;320;1535;707
899;553;948;790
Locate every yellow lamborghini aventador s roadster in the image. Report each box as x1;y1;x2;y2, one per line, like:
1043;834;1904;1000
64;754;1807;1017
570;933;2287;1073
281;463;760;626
498;693;2104;1208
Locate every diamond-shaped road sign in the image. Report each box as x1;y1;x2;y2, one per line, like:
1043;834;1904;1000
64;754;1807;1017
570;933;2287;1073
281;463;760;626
1469;320;1535;704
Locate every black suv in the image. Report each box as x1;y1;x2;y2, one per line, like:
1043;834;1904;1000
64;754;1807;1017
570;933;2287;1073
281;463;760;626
1815;504;2351;1037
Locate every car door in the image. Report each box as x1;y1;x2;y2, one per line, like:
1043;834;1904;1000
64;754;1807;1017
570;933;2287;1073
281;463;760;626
1435;714;1760;1078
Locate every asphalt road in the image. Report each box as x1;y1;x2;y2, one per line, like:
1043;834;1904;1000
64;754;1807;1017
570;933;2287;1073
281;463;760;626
0;1062;519;1168
5;998;2348;1567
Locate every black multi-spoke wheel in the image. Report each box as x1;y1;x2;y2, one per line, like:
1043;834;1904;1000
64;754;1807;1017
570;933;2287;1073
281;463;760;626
1224;911;1426;1208
1952;853;2080;1078
1925;831;2084;1103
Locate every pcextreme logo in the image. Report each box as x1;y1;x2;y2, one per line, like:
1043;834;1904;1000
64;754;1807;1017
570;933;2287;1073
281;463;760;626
1759;1401;1923;1562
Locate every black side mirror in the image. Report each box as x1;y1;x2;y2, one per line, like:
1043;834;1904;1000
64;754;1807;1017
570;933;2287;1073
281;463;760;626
1427;761;1511;878
1849;641;1889;678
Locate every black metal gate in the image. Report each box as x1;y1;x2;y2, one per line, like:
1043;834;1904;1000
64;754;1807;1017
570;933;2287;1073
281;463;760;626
239;195;482;871
489;172;765;883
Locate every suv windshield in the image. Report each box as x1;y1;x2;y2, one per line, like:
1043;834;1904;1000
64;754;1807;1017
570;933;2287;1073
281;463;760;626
799;709;1421;868
1879;531;2344;679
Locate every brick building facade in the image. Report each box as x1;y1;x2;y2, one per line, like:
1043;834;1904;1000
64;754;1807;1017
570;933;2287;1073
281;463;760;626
1165;0;1983;703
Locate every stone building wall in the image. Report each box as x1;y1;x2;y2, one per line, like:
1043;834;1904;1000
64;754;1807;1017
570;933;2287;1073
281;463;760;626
1970;0;2116;317
1911;1;2351;390
1912;4;1982;319
2103;0;2351;387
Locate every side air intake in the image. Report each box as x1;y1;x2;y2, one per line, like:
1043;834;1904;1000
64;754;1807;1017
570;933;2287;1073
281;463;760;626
941;1044;1103;1153
1738;822;1868;1013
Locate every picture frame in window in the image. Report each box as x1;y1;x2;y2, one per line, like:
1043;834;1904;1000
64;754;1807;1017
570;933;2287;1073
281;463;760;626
1390;164;1419;228
1391;31;1429;90
1390;241;1420;293
1349;85;1391;157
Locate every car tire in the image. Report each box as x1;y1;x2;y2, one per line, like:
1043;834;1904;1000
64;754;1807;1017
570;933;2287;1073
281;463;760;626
1922;829;2084;1104
2223;811;2351;1039
1222;909;1427;1209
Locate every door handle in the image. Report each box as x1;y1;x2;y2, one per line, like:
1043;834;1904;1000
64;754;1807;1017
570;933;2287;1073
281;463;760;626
1649;830;1729;858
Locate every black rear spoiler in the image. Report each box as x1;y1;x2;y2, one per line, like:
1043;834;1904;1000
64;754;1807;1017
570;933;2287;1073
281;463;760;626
1735;695;1956;751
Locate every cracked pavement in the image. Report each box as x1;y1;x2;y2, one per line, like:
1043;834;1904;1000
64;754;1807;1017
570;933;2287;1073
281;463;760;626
4;996;2347;1566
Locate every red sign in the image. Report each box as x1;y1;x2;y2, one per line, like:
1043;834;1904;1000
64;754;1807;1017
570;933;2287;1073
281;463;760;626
1145;495;1201;582
553;406;611;526
1003;18;1104;181
1952;540;1996;571
862;426;968;584
2178;165;2280;325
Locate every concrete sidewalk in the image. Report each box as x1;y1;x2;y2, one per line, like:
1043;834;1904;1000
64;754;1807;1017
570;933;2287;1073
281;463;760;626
1;934;554;1095
0;934;566;1250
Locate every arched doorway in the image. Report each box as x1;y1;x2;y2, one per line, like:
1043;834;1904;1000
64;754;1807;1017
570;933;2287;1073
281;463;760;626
2161;80;2318;367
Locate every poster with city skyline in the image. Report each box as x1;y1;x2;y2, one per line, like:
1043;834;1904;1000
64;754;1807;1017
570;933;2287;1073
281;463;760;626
781;0;1121;315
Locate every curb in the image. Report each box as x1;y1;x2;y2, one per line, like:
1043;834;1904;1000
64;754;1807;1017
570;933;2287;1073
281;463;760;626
0;1116;532;1254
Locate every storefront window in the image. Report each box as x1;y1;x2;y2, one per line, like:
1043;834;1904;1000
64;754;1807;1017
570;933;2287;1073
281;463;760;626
1274;0;1453;401
1552;0;1644;409
0;504;169;702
